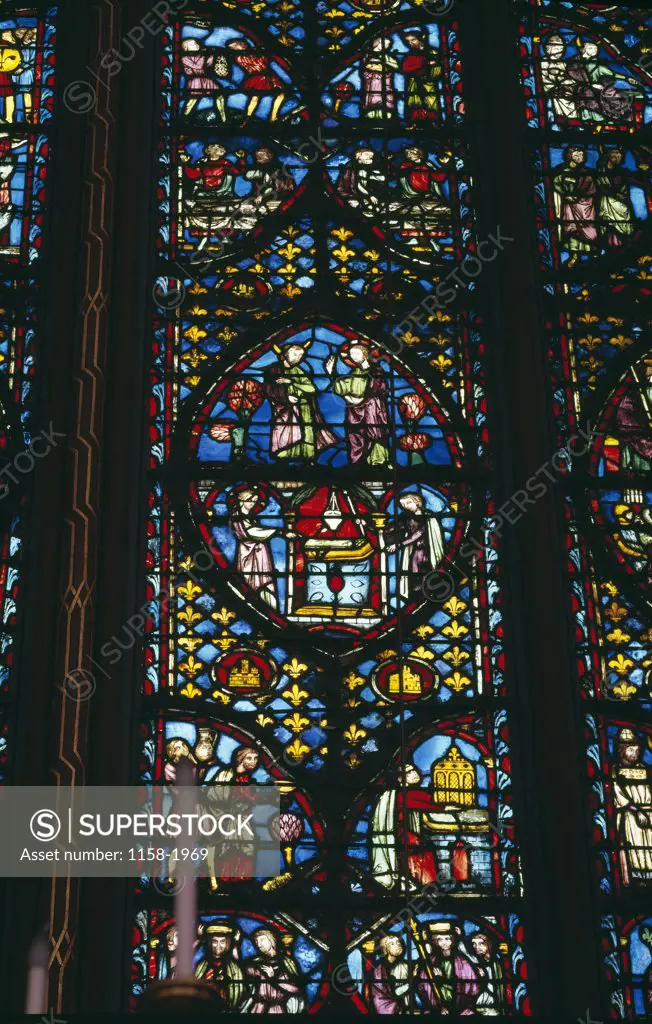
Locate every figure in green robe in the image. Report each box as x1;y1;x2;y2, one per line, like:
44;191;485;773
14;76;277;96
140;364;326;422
596;148;636;248
264;343;336;460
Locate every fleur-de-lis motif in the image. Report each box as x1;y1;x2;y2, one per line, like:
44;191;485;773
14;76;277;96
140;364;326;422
443;645;470;668
333;244;356;263
443;621;468;639
178;605;201;626
612;679;637;700
277;242;302;260
282;682;309;707
443;595;467;616
344;671;364;690
606;628;632;645
180;654;202;679
604;601;628;623
184;325;207;343
285;738;310;762
448;671;472;693
284;712;310;734
414;624;435;639
608;653;634;677
180;682;202;699
178;581;202;601
413;645;436;662
344;724;366;745
283;657;308;679
212;607;236;625
178;636;202;653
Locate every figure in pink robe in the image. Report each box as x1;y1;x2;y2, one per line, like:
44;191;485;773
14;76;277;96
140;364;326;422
181;38;226;120
366;936;410;1013
228;487;278;608
328;340;390;465
417;923;480;1013
244;929;305;1013
362;37;398;119
553;148;598;264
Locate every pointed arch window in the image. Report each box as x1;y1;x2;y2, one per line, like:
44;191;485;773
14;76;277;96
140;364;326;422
128;0;533;1013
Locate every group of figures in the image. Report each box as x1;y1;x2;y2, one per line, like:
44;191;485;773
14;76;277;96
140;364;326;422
0;24;37;123
540;33;648;130
180;141;300;248
148;912;512;1014
176;24;451;127
178;139;455;257
356;921;506;1015
178;28;299;123
325;27;447;125
201;333;452;468
334;144;453;253
553;145;645;265
155;920;310;1011
202;481;450;632
162;724;322;888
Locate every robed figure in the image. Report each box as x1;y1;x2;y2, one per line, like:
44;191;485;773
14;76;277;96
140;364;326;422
385;492;445;600
417;922;480;1014
265;343;336;461
361;37;398;119
371;763;438;890
553;147;598;264
366;935;411;1013
243;929;306;1013
401;31;441;123
394;146;452;249
328;340;390;465
615;362;652;472
205;746;260;883
540;35;578;122
470;932;505;1015
566;40;644;126
156;926;179;981
228;487;278;609
195;923;246;1009
613;727;652;886
596;149;636;248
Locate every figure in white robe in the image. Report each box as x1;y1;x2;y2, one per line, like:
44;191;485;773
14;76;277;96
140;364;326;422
385;492;445;600
371;764;438;891
613;727;652;885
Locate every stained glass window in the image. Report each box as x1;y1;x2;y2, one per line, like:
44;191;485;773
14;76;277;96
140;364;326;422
132;0;534;1014
518;0;652;1016
0;4;55;782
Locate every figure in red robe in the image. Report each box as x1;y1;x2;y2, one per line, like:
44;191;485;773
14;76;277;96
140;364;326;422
227;39;289;122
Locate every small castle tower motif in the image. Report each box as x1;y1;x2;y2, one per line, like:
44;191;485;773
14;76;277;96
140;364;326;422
387;664;423;697
228;657;261;689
